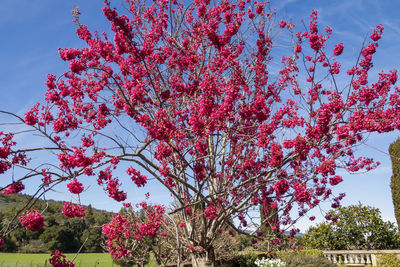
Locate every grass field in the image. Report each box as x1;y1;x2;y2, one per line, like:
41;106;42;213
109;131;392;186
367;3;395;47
0;253;158;267
0;253;116;267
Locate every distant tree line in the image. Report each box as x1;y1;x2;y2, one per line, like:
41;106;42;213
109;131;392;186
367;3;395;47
0;194;112;253
301;204;400;250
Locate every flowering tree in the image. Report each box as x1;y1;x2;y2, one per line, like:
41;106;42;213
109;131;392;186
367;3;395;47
1;0;399;266
102;203;167;267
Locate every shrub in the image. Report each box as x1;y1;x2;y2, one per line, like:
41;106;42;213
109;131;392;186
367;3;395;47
275;249;323;258
233;252;269;267
275;250;335;267
302;204;400;250
377;254;400;267
19;239;47;253
214;230;241;261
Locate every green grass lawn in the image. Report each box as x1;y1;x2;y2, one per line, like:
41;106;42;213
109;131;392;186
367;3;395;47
0;252;158;267
0;253;115;267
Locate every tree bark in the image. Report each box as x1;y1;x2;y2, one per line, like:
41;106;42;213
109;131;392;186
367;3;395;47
191;251;215;267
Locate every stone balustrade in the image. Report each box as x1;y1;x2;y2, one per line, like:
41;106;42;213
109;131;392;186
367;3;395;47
322;250;400;266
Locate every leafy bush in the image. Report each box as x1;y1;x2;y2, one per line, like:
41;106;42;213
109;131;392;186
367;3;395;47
275;250;335;267
302;204;400;250
377;254;400;267
275;249;323;258
18;239;47;253
214;230;241;261
233;252;269;267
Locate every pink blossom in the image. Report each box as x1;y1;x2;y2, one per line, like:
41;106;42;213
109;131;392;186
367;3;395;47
370;24;384;41
127;167;147;187
61;202;86;218
67;178;84;194
204;205;219;220
2;181;25;195
273;180;290;196
106;179;127;202
19;210;44;232
49;250;75;267
329;176;343;186
333;42;344;56
255;3;264;14
24;105;39;126
247;7;255;19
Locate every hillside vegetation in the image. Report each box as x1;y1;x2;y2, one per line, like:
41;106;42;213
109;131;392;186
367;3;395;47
0;193;113;253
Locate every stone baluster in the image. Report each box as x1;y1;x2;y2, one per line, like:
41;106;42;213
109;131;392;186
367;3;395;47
366;255;372;265
332;254;337;264
355;253;360;264
360;254;366;264
325;253;331;263
343;254;349;264
365;254;372;265
349;254;355;264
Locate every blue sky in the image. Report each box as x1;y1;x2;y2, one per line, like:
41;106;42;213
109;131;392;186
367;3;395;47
0;0;399;232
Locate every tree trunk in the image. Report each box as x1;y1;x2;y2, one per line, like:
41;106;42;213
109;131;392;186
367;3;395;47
191;251;215;267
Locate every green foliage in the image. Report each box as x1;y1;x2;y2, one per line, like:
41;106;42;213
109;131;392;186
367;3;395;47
232;252;269;267
0;236;17;252
389;138;400;228
233;252;259;267
302;204;400;250
275;250;335;267
39;225;80;252
275;249;323;259
81;227;104;253
0;194;112;253
377;253;400;267
279;253;336;267
19;239;47;253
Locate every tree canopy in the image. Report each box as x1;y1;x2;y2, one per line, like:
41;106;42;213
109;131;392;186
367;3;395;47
389;138;400;227
302;204;400;250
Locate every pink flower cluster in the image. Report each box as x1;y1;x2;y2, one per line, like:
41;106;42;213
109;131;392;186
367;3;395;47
204;205;219;220
329;176;343;186
333;42;344;56
57;148;104;170
0;132;27;175
48;250;75;267
273;180;290;196
106;179;127;202
2;181;25;195
102;202;165;259
19;210;44;232
67;178;84;194
127;167;147;187
61;202;86;218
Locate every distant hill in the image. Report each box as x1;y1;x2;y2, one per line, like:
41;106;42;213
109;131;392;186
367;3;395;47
0;193;30;211
0;193;114;253
0;193;111;214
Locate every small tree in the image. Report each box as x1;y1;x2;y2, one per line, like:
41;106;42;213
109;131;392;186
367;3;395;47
302;204;400;250
389;138;400;228
102;203;167;267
